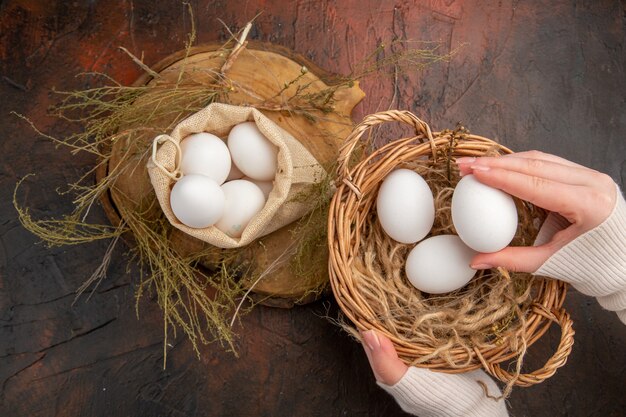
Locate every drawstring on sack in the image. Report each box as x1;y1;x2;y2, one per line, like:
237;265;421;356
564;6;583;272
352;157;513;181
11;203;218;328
151;134;183;181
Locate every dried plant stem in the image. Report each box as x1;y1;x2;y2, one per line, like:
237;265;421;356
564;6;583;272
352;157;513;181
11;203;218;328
119;47;161;79
221;22;252;74
14;13;453;362
230;240;298;328
73;232;123;303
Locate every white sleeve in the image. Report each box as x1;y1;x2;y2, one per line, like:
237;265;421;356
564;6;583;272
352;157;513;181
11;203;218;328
378;367;509;417
535;183;626;324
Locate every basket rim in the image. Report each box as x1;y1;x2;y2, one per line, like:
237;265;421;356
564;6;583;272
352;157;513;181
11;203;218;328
327;110;574;387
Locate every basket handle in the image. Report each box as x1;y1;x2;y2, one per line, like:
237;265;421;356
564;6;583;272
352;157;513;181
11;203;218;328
336;110;437;185
479;306;575;387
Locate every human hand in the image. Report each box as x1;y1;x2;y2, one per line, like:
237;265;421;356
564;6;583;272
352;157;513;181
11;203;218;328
456;150;618;273
361;329;408;385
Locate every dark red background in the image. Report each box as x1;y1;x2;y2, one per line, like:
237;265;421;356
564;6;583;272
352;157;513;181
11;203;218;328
1;1;625;416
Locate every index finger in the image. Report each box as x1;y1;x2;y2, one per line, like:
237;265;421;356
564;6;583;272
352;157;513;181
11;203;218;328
503;150;589;170
463;155;598;186
471;167;581;219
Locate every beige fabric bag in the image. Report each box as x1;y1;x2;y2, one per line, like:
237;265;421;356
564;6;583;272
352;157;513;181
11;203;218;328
147;103;327;249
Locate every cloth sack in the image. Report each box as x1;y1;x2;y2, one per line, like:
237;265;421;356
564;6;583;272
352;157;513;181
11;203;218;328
147;103;327;249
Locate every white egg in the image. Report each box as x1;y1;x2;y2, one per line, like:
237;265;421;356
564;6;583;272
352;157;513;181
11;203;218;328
170;175;225;228
180;132;231;184
405;235;477;294
215;179;266;238
227;122;278;181
226;162;245;181
451;174;518;253
376;169;435;244
243;177;273;199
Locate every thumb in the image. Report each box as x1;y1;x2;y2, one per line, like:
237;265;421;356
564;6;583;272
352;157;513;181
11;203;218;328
361;330;408;386
470;245;555;273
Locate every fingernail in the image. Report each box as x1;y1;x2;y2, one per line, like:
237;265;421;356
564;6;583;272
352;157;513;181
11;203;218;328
470;165;490;172
456;157;476;164
471;263;493;270
362;330;381;351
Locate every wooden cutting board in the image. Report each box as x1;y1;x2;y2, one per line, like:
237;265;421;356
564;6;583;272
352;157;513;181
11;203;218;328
96;41;365;307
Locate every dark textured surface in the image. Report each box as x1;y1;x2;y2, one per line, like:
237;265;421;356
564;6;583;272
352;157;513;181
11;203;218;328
1;1;625;416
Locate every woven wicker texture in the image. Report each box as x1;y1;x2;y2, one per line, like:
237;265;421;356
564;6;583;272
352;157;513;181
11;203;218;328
328;110;575;389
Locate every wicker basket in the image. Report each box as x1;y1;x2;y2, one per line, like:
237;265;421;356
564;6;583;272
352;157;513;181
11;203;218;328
327;110;575;386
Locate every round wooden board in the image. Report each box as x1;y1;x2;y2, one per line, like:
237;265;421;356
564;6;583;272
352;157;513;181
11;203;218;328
96;42;365;307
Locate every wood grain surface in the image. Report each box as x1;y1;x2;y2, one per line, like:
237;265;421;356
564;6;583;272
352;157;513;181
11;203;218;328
100;42;364;304
1;1;625;416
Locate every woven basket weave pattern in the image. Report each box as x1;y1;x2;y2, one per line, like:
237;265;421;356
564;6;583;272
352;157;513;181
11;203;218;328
328;110;574;387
